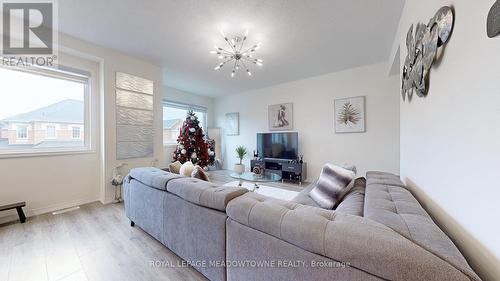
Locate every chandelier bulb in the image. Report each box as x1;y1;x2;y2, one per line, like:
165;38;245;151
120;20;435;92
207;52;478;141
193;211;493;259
247;69;252;76
231;71;235;78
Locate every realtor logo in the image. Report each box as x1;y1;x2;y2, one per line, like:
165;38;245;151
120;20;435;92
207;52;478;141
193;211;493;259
1;0;57;66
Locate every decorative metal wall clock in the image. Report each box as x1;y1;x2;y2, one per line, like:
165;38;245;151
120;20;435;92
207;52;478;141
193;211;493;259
401;6;454;101
488;0;500;38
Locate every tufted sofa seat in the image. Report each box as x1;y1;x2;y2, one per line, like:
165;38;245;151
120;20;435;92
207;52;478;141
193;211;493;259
225;172;481;281
364;171;480;281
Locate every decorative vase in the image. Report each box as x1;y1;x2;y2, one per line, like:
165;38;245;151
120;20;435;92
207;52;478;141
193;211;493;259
234;163;245;174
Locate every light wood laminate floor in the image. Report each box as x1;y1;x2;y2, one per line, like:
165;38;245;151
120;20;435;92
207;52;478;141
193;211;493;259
0;202;207;281
0;170;307;281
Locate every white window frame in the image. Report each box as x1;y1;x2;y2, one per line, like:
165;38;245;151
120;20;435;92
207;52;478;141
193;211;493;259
163;100;208;146
0;64;94;157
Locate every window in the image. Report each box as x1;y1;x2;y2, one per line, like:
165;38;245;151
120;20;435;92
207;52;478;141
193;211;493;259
0;65;91;155
163;101;207;144
46;125;56;139
16;126;28;139
72;127;81;139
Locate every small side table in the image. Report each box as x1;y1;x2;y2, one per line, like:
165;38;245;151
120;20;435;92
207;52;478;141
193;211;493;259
0;202;26;223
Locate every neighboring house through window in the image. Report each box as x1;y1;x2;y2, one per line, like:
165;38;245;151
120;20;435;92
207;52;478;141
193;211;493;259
163;101;208;144
0;65;91;155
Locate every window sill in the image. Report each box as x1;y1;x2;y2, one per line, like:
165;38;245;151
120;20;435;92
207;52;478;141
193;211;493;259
0;148;96;159
163;143;178;148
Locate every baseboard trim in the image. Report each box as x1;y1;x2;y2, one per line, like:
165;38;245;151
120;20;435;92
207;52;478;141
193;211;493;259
404;177;500;281
0;197;100;225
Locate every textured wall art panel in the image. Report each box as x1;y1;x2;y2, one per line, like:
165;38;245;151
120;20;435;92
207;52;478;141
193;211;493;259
115;72;154;159
116;107;154;126
117;142;154;159
116;72;154;95
117;125;154;142
116;89;153;110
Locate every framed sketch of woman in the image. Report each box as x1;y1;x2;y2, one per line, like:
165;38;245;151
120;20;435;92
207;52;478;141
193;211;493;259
268;103;293;131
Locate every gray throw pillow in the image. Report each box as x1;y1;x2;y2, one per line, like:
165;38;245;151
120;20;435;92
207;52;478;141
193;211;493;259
309;164;356;209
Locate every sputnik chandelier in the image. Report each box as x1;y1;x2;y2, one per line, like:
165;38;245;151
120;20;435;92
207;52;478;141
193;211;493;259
210;30;263;77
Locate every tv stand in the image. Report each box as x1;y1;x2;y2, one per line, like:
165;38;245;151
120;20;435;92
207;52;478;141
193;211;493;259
250;159;307;184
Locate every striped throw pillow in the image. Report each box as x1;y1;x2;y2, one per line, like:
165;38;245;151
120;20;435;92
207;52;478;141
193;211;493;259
309;164;355;209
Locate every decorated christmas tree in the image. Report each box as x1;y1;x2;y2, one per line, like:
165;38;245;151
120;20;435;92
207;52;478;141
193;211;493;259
172;111;211;167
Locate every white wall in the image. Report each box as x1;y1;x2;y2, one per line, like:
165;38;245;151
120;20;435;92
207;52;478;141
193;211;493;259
395;1;500;280
0;32;164;222
61;34;164;204
214;63;400;180
163;86;215;163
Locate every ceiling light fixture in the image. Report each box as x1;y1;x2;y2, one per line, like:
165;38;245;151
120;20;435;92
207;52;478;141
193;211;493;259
210;29;263;78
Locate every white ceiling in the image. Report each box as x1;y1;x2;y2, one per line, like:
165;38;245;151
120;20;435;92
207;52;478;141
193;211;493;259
58;0;404;97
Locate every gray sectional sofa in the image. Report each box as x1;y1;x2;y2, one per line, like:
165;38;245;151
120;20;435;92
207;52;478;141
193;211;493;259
124;167;247;281
124;168;481;281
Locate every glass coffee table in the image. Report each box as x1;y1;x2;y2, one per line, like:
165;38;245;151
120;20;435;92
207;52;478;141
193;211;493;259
230;172;282;191
228;172;298;201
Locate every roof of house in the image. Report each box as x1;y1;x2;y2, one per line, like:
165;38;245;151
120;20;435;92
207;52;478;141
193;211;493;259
1;99;84;124
163;119;182;129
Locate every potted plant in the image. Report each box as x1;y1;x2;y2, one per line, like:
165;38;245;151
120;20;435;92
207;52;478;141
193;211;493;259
234;146;248;174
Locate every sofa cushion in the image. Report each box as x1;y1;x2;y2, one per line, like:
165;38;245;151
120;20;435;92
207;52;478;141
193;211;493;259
336;177;366;216
290;181;320;208
191;166;210;181
366;171;406;187
292;177;366;216
309;164;355;209
364;171;480;281
166;177;247;211
129;167;183;191
168;161;182;174
179;161;195;177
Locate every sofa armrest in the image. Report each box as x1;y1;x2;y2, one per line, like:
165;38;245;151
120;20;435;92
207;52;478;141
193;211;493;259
167;177;248;211
226;192;477;281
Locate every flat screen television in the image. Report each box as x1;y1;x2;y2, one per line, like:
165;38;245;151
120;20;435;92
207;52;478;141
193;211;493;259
257;132;298;160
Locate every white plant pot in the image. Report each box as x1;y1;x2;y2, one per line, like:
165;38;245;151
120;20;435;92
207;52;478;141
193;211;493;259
234;164;245;174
